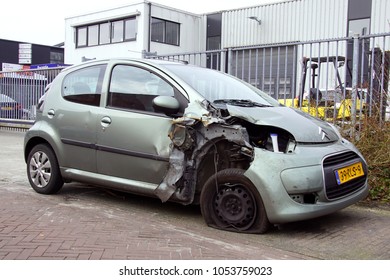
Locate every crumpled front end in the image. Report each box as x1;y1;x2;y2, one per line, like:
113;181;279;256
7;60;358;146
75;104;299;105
154;100;254;204
153;98;368;226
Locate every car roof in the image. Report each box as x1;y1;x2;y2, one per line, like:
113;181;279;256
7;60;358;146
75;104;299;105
62;58;185;73
0;93;17;103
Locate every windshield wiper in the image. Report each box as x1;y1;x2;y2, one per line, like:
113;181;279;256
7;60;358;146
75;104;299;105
213;99;272;108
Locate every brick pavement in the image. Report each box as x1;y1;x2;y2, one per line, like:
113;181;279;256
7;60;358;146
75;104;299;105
0;130;389;260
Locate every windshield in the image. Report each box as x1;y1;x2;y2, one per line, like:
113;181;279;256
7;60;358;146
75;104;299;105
163;64;280;107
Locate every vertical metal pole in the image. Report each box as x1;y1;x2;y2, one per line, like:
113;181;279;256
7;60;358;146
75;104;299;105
276;47;280;100
228;48;232;75
284;46;288;102
351;35;360;134
269;48;273;96
292;44;297;103
262;48;266;92
241;50;245;80
255;49;259;88
220;50;226;73
380;35;386;125
248;49;252;84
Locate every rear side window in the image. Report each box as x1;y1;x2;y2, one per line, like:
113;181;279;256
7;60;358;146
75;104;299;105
62;64;106;106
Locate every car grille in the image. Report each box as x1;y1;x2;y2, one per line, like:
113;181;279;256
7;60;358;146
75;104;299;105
323;151;368;200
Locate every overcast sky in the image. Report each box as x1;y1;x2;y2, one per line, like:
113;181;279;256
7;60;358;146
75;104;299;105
1;0;276;46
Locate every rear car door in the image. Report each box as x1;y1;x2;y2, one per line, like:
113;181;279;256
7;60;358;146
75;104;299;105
51;64;106;172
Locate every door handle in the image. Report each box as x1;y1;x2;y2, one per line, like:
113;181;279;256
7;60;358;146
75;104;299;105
47;109;55;118
101;116;112;128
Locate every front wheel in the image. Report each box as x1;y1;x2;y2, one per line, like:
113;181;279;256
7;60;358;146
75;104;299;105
27;144;63;194
200;168;270;233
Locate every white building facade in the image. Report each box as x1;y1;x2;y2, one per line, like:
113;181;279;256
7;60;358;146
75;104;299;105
64;0;389;102
65;1;205;64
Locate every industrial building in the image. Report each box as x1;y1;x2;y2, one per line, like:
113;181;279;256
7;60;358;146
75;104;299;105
0;39;64;71
64;0;389;63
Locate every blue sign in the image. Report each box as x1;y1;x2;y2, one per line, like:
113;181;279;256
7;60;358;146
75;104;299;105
30;63;70;69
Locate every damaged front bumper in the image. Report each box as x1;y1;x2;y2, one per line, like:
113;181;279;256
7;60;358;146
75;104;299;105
244;142;369;224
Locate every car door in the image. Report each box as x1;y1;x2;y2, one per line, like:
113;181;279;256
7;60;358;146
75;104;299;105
95;63;187;185
50;64;106;172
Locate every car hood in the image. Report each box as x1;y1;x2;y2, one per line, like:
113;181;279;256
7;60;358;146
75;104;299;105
226;105;339;143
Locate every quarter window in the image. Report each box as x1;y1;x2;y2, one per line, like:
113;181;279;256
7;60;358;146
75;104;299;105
62;65;106;106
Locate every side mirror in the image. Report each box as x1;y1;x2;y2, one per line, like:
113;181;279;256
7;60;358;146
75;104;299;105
152;96;180;115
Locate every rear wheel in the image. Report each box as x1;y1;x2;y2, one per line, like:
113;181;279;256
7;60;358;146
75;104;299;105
200;168;270;233
27;144;63;194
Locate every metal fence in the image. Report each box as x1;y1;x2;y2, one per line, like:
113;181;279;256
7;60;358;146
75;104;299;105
148;32;390;129
1;33;389;131
0;67;65;130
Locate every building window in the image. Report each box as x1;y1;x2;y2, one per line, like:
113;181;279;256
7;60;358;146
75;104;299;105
112;20;124;43
125;18;137;41
99;23;110;45
151;18;180;46
88;25;99;46
76;17;137;48
50;52;64;64
77;27;87;47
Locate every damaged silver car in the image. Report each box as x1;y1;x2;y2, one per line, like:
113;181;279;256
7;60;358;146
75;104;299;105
24;58;369;233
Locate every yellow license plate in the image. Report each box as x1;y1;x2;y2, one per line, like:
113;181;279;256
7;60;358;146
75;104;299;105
1;106;12;110
335;162;364;185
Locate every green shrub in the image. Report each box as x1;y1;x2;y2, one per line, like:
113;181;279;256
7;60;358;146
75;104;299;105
348;119;390;203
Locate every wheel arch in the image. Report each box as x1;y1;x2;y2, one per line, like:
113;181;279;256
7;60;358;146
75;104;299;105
194;139;252;201
24;123;64;166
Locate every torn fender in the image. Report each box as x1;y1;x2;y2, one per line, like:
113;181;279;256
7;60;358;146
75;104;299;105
154;106;253;204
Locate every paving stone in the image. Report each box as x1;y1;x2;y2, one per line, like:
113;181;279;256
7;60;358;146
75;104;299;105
0;130;389;260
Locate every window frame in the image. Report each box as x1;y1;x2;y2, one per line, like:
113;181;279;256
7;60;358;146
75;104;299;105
107;64;187;115
76;27;87;48
61;64;107;106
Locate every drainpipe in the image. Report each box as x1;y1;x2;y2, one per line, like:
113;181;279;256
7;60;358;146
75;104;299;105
148;2;152;53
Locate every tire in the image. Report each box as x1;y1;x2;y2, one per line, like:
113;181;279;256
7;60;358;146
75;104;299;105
200;168;270;234
27;144;63;194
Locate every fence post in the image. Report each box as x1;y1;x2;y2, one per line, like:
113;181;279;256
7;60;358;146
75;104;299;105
351;35;360;136
227;48;233;75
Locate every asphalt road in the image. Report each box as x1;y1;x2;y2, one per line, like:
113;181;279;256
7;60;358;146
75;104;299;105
0;129;389;260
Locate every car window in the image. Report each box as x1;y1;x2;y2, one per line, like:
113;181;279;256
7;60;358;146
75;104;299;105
164;64;280;107
62;64;106;106
108;65;178;113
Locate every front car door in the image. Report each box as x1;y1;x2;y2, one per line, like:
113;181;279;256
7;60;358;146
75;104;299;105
96;63;188;186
